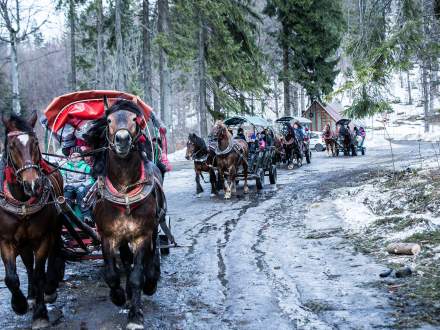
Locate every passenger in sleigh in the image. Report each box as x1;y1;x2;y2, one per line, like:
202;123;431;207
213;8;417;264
61;147;95;224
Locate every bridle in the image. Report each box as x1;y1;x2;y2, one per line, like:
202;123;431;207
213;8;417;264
6;131;43;184
105;111;143;153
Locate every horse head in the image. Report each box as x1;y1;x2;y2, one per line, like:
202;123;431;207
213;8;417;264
211;121;231;144
3;112;43;197
105;99;145;158
186;133;207;160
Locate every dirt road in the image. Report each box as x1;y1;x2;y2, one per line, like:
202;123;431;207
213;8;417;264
0;141;435;329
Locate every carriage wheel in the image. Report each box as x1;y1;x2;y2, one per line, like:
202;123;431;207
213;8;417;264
256;168;265;190
269;165;277;184
306;150;311;164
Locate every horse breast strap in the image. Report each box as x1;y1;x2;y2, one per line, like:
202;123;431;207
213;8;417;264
0;178;52;218
98;162;157;214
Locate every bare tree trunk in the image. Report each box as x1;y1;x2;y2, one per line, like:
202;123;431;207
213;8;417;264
422;65;430;132
292;84;299;117
250;93;255;115
300;86;305;113
142;0;152;105
158;0;171;125
115;0;125;90
10;32;20;115
273;77;279;118
421;0;430;132
282;42;290;117
96;0;105;88
213;79;221;116
406;71;412;105
198;15;208;137
69;0;76;91
429;59;438;114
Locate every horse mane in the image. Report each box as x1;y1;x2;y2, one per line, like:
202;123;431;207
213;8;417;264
3;114;35;156
189;133;206;150
6;114;34;133
215;121;231;139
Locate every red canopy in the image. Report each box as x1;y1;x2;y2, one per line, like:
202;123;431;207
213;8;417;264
43;90;153;132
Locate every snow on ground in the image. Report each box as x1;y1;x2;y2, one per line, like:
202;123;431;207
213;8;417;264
168;147;187;162
332;184;379;231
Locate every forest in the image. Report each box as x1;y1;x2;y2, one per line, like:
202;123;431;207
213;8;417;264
0;0;439;149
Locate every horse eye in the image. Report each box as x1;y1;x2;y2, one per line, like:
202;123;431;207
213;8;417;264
107;118;112;124
133;117;137;122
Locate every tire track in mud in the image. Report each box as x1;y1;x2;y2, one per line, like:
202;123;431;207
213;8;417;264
250;185;332;329
215;197;261;297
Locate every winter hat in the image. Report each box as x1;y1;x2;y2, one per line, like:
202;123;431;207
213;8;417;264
70;146;82;156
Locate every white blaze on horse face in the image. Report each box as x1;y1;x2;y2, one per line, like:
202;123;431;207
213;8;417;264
17;134;30;147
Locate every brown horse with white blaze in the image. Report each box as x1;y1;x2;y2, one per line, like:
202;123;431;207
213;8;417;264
85;99;165;330
0;113;64;329
211;121;248;199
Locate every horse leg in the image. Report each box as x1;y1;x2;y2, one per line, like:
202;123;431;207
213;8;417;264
195;169;203;197
243;161;249;194
209;168;218;196
223;167;232;199
45;228;65;304
230;166;237;194
102;237;126;306
143;228;160;296
287;147;294;169
20;245;35;307
32;238;52;329
120;243;133;303
1;241;28;315
127;238;148;330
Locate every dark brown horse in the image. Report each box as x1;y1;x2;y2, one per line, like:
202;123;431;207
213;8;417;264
211;121;248;199
0;113;64;329
86;99;164;329
322;123;336;156
185;133;217;197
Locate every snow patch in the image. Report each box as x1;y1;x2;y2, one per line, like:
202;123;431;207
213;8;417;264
332;184;378;231
168;147;187;162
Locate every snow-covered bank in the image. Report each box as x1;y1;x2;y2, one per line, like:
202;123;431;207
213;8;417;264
329;164;440;327
168;147;187;162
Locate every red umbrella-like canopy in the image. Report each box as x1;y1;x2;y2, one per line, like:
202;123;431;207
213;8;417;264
43;90;153;132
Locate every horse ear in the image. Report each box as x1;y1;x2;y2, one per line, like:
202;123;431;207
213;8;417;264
28;111;38;128
103;96;110;114
2;113;13;132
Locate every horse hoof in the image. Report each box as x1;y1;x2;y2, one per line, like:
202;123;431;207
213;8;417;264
127;308;144;330
142;281;157;296
110;288;126;306
288;165;294;170
32;318;50;329
11;292;28;315
224;193;231;200
244;186;249;194
196;193;202;198
210;193;216;197
126;322;144;330
27;298;36;310
44;292;57;304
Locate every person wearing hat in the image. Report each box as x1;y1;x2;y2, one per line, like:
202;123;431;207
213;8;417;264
61;147;95;224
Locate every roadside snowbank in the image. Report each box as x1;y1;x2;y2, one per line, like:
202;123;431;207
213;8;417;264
168;147;187;162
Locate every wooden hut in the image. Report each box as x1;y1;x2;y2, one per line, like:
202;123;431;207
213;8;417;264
303;100;342;132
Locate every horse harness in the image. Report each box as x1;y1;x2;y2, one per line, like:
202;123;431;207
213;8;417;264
88;160;166;217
